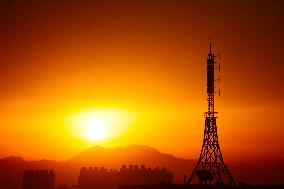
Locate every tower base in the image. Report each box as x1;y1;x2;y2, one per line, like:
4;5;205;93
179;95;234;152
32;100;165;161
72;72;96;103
188;117;235;185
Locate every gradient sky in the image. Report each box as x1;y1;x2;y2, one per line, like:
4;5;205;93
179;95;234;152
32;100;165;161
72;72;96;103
0;0;283;161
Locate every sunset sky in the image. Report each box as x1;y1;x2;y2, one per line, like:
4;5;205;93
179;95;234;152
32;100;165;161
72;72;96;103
0;0;283;162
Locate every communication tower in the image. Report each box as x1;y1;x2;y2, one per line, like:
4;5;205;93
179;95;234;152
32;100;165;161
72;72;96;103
187;42;235;185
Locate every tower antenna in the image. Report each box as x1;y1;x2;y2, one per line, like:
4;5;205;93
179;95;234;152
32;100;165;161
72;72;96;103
187;42;235;185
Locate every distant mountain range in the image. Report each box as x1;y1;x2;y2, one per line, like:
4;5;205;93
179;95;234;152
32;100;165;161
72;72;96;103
69;145;195;173
0;145;195;189
0;145;283;189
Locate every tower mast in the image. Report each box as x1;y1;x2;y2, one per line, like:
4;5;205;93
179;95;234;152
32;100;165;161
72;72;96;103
187;42;235;185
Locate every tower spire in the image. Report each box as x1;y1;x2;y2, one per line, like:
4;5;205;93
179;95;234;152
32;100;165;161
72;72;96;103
187;43;235;185
209;41;212;54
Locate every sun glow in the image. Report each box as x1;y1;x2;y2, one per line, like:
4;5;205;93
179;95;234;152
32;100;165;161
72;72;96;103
84;118;107;141
66;108;135;143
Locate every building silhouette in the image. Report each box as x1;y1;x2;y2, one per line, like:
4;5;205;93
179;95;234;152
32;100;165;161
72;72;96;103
23;170;55;189
78;165;173;189
56;185;77;189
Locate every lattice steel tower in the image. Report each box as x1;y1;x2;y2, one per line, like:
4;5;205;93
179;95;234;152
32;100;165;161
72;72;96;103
187;43;235;185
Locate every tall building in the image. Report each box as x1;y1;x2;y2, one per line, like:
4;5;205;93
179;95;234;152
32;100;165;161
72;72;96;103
23;170;55;189
78;165;173;189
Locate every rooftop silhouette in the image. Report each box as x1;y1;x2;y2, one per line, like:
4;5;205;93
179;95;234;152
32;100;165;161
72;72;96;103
78;165;173;189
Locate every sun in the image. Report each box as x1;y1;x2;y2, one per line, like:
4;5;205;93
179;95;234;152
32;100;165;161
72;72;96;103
66;108;136;143
84;117;107;141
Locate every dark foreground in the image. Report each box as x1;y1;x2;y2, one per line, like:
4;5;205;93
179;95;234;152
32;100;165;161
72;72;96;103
118;184;284;189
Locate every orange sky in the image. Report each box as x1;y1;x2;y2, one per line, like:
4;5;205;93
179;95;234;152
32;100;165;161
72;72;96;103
0;0;283;162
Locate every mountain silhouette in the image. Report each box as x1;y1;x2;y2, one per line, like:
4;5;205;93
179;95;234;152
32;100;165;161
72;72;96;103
69;145;195;183
0;145;195;189
1;145;284;189
69;145;194;169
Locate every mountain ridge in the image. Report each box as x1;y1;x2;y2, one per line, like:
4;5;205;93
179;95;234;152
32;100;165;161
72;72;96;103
0;145;195;188
69;144;189;165
1;144;284;188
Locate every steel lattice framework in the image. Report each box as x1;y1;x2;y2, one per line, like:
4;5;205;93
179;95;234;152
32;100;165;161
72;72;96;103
187;43;235;185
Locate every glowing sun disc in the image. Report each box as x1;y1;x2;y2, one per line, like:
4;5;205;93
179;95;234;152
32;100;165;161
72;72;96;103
66;108;136;143
85;121;107;141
